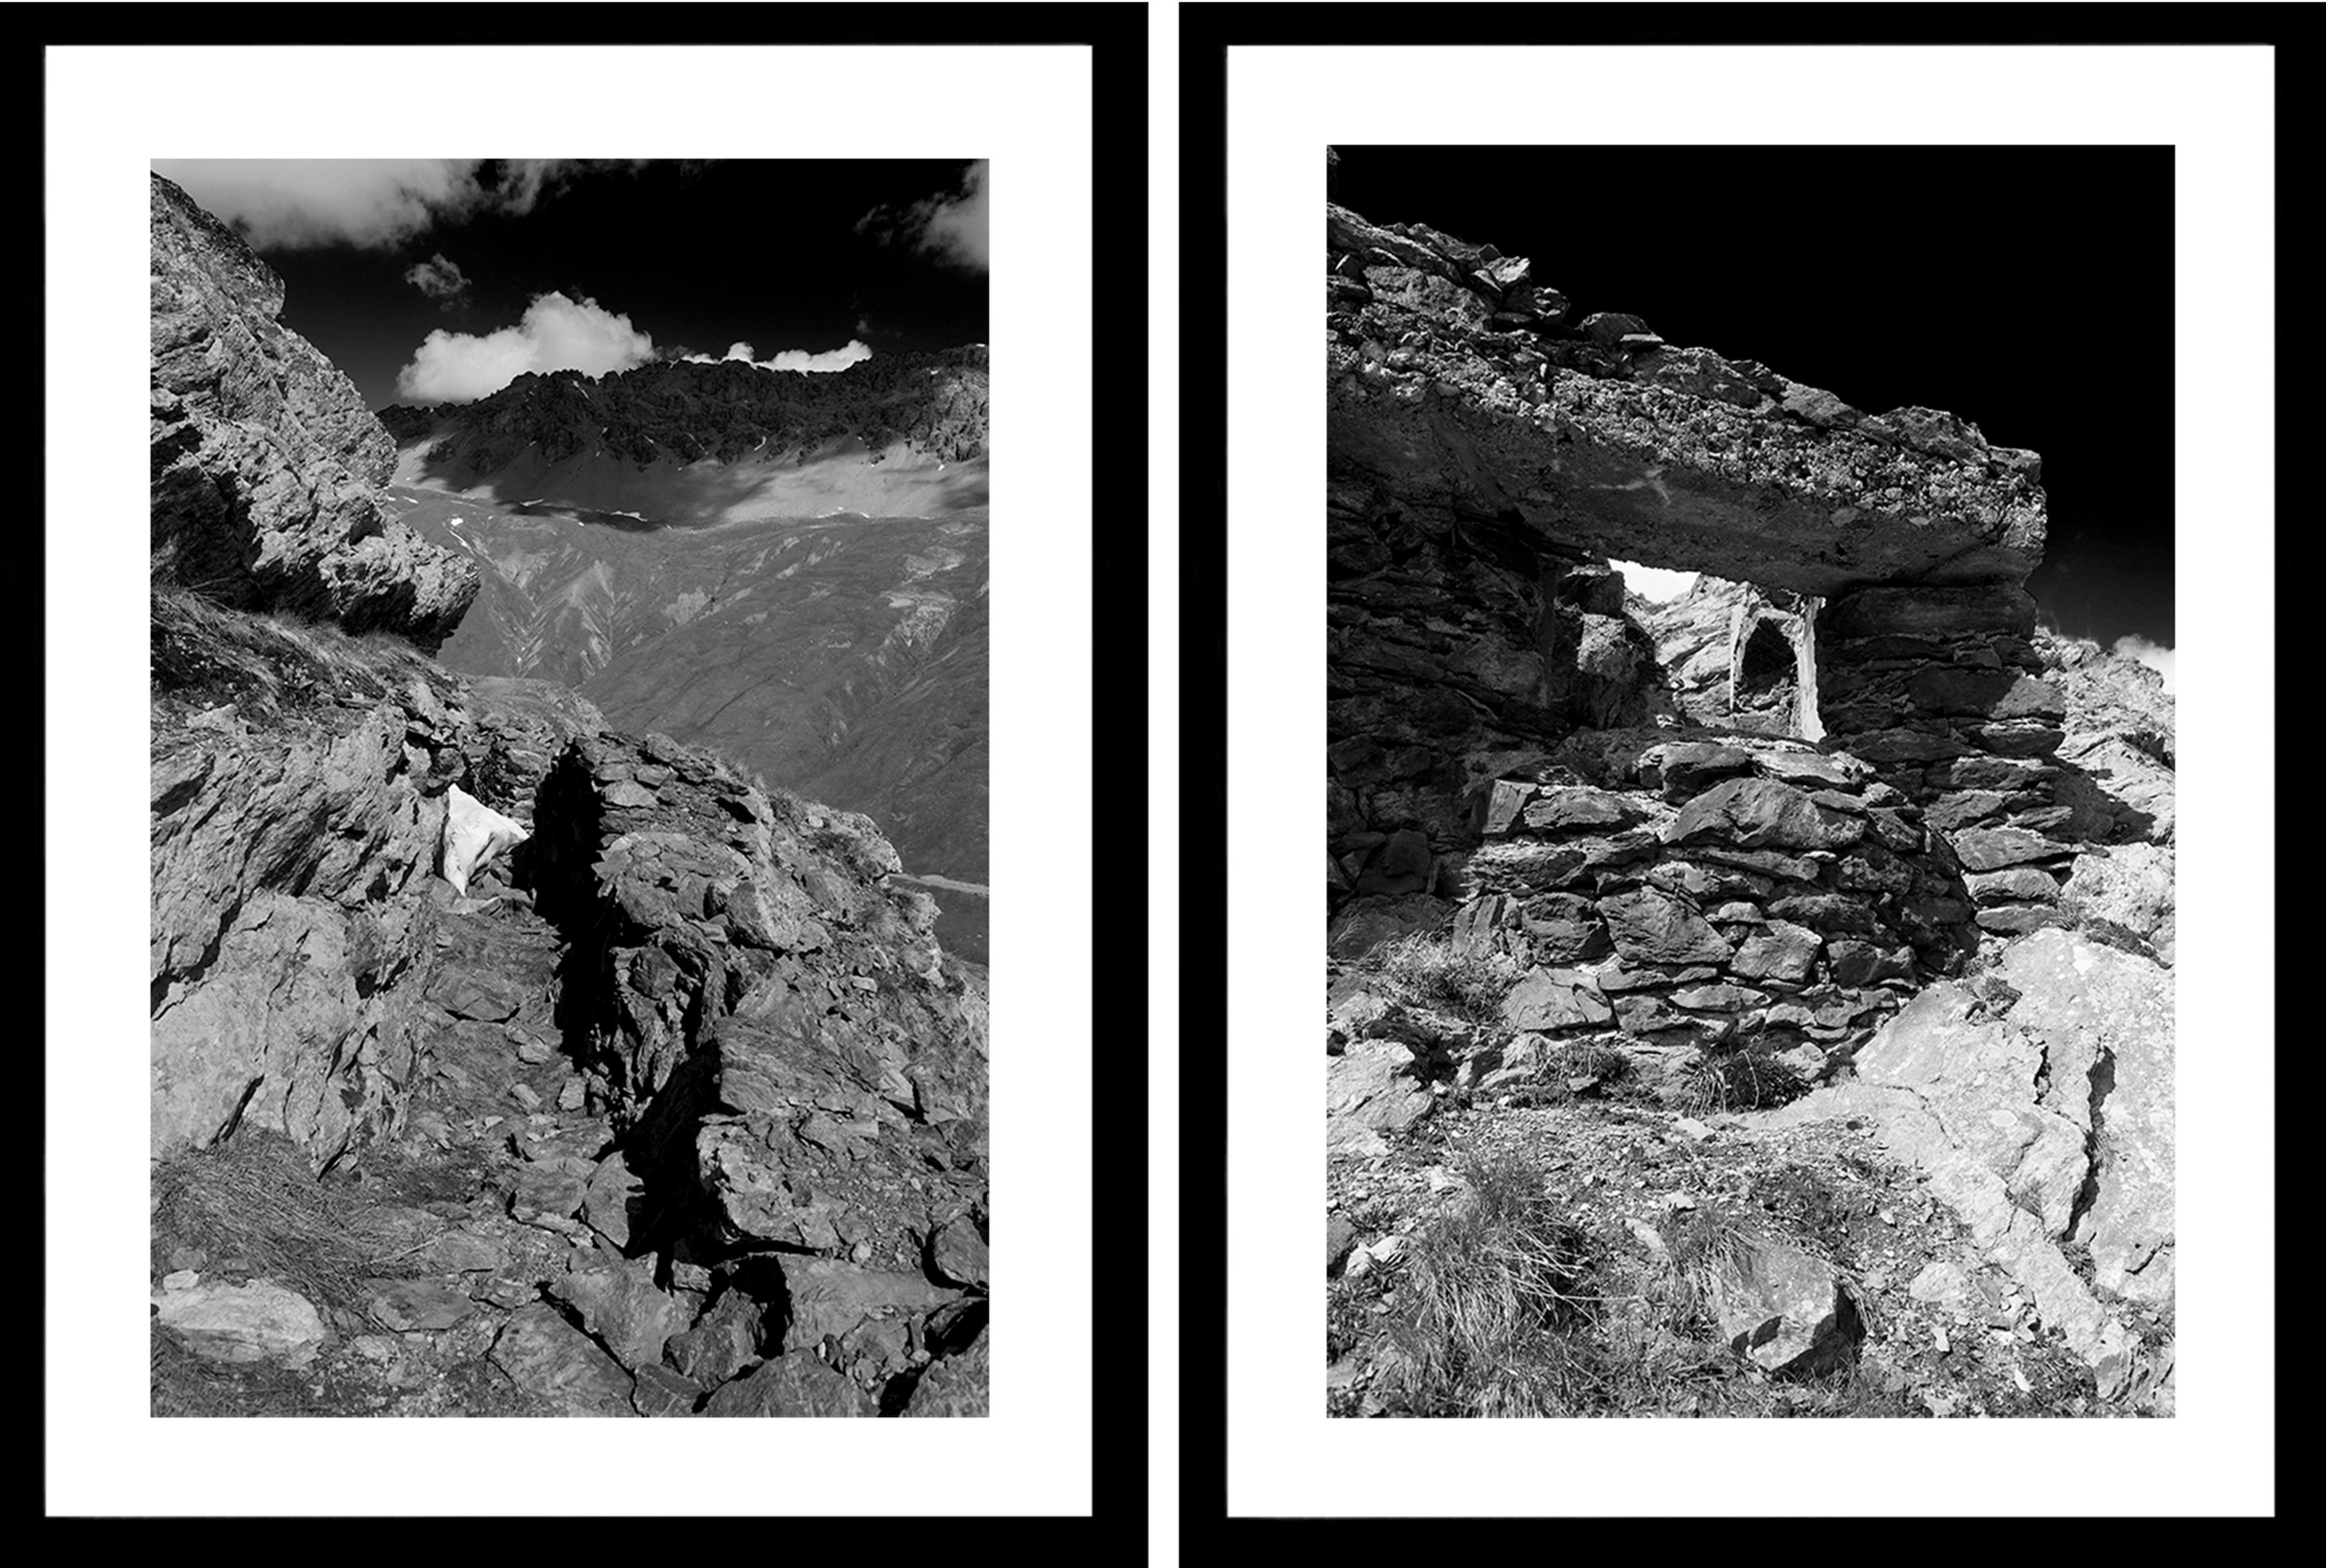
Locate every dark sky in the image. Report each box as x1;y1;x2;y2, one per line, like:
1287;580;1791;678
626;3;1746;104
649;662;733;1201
1331;146;2175;648
155;159;989;415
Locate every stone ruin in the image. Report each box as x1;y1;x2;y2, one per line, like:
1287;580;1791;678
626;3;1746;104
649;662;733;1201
1325;199;2080;1082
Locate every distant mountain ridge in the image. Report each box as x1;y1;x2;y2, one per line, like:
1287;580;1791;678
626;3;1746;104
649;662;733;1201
379;349;989;522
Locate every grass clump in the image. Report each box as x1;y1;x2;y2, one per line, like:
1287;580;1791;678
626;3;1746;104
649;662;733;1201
1668;1043;1808;1114
149;1130;431;1318
1366;932;1523;1024
1399;1149;1603;1416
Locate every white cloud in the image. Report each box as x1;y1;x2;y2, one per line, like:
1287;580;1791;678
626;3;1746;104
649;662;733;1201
401;252;470;304
394;292;655;403
685;339;873;375
149;159;626;250
1612;559;1699;602
856;159;989;272
2113;634;2177;694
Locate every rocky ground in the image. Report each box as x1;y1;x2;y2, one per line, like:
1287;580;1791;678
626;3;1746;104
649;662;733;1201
149;593;990;1418
1326;1101;2165;1419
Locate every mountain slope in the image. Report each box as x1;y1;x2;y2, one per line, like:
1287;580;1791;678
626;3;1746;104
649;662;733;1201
148;169;989;1419
389;488;989;953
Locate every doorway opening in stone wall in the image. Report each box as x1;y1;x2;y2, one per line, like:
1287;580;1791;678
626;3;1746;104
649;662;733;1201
1323;146;2175;1421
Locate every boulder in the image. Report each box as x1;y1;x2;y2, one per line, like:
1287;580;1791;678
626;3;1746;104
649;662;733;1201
901;1335;991;1417
154;1278;326;1367
488;1304;636;1416
547;1250;686;1371
1696;1231;1860;1375
702;1352;878;1417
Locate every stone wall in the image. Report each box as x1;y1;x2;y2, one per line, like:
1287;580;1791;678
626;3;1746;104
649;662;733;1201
1439;728;1975;1085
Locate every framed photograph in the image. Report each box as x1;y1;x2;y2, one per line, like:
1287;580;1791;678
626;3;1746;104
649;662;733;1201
1186;11;2274;1522
48;11;1144;1525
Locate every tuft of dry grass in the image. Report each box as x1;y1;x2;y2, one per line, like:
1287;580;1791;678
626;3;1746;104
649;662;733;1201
1365;933;1523;1024
151;1131;397;1318
1399;1149;1602;1415
1668;1044;1808;1115
151;582;445;721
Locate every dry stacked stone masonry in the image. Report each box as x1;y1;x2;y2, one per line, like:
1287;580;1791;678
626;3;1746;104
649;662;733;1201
1325;200;2082;1068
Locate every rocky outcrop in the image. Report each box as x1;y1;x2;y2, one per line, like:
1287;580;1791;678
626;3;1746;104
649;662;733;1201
149;591;595;1167
1751;929;2173;1399
150;173;476;648
151;593;990;1415
522;727;987;1276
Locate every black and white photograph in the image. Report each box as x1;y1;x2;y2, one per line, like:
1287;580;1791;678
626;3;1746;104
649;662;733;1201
1203;25;2272;1523
144;157;991;1419
1319;144;2177;1420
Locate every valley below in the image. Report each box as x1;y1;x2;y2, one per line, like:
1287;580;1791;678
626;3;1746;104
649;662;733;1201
389;480;990;963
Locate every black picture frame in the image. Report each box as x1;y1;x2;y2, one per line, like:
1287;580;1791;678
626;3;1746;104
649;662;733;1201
1179;1;2284;1533
35;3;1148;1537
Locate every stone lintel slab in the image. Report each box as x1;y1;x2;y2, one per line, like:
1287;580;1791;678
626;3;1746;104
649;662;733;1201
1328;357;2045;600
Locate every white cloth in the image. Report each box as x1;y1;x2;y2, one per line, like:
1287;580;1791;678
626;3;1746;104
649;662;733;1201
440;785;529;896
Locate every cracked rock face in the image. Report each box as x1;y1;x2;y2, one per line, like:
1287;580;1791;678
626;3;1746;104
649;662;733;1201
1751;928;2172;1393
150;173;477;648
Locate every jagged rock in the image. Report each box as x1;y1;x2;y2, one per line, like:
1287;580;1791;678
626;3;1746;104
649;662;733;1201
1663;777;1865;854
931;1215;990;1290
900;1335;990;1417
1500;968;1613;1031
702;1352;877;1417
1327;1040;1436;1156
149;175;476;647
582;1153;646;1250
1650;742;1757;801
1697;1231;1860;1375
1520;786;1645;834
548;1250;686;1371
1950;826;2070;872
1600;887;1733;968
1516;884;1609;958
1965;866;2059;905
666;1291;764;1387
489;1304;636;1416
154;1278;326;1367
781;1258;962;1349
630;1364;704;1417
2060;843;2175;963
